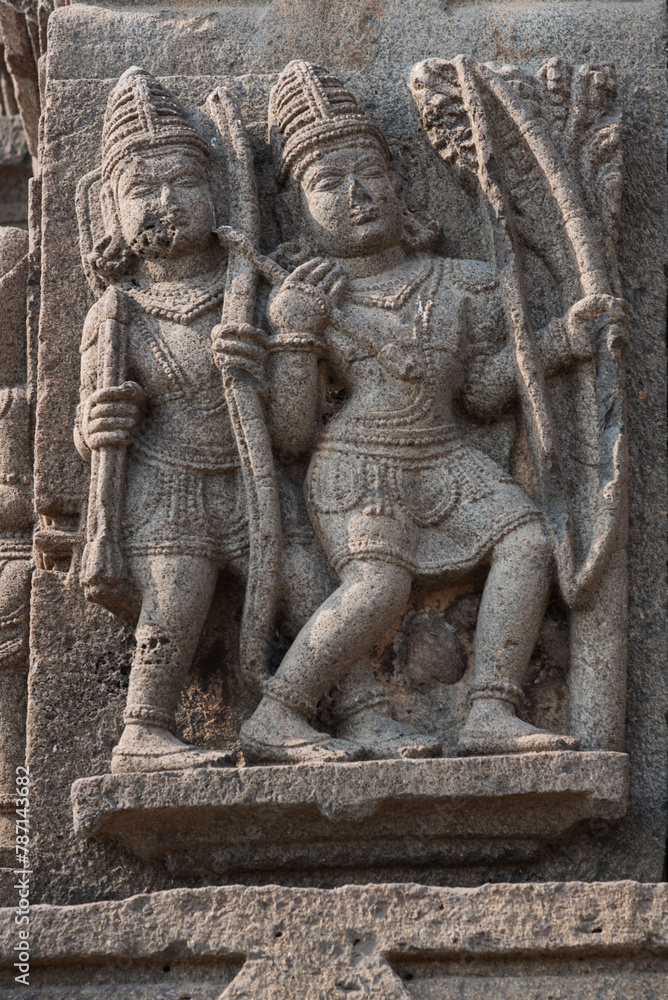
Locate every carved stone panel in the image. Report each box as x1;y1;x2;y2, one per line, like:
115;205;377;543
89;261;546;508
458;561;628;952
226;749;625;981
71;752;629;878
13;0;667;914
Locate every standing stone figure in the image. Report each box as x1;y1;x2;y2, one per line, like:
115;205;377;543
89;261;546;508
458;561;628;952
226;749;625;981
240;61;625;761
75;68;246;773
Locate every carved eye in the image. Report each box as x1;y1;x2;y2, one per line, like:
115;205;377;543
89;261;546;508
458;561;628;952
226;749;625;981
173;174;201;188
313;175;343;192
128;185;156;198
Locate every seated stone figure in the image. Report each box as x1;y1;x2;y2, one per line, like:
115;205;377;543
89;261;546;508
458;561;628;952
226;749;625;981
76;68;245;773
240;60;624;764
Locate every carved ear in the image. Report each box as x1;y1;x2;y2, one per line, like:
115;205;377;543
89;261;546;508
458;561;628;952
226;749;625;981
390;169;404;197
75;167;110;295
100;182;121;241
89;181;135;282
401;208;442;254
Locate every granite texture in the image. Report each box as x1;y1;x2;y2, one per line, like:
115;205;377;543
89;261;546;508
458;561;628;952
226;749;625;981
71;752;629;875
19;0;665;909
0;881;666;998
0;0;668;1000
0;11;662;1000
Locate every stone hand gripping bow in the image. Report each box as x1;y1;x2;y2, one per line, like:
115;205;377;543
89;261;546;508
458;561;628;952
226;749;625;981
206;89;283;697
213;227;422;382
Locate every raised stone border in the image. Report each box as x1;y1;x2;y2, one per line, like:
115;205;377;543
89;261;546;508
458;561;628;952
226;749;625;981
0;881;665;997
71;751;629;874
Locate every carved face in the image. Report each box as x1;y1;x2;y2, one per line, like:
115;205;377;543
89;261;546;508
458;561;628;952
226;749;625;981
298;146;403;257
112;149;215;260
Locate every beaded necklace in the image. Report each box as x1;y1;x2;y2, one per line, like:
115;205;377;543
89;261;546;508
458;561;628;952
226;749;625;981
124;270;226;325
347;257;434;311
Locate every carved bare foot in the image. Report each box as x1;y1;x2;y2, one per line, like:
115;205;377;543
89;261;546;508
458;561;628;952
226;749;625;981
111;724;236;774
456;699;580;757
337;708;442;760
240;698;365;766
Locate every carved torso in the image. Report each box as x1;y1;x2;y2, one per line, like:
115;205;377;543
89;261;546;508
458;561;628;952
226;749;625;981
124;305;238;463
303;254;540;579
320;255;500;446
79;282;248;568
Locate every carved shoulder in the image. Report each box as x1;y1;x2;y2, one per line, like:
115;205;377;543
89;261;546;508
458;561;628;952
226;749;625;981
80;287;131;355
80;297;105;355
440;257;504;350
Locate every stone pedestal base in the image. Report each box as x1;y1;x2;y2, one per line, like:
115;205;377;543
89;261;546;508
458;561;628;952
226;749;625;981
71;752;628;876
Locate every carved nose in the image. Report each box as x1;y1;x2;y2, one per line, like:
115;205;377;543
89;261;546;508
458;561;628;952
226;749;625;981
348;178;371;206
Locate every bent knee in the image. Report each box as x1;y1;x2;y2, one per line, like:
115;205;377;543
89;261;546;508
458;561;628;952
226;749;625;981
343;559;412;618
495;520;553;565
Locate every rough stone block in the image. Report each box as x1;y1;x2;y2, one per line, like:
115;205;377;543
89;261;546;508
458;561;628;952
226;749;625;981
0;881;666;998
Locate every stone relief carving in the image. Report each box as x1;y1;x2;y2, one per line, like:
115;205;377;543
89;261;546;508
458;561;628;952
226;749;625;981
0;0;661;985
73;57;627;776
0;225;32;857
409;56;628;753
75;67;254;774
238;59;626;762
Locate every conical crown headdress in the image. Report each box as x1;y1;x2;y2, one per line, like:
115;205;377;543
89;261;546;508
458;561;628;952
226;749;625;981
269;61;390;183
101;66;209;180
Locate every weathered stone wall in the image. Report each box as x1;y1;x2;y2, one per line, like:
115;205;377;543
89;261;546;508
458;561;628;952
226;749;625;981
0;1;664;996
0;54;30;227
0;882;667;998
22;0;667;908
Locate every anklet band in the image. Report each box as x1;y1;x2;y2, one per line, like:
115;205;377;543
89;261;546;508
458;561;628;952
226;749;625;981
123;704;175;731
263;676;316;719
333;688;389;722
468;680;524;707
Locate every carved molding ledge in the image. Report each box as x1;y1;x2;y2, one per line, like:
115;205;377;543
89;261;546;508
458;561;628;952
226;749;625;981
72;751;628;875
0;881;665;998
